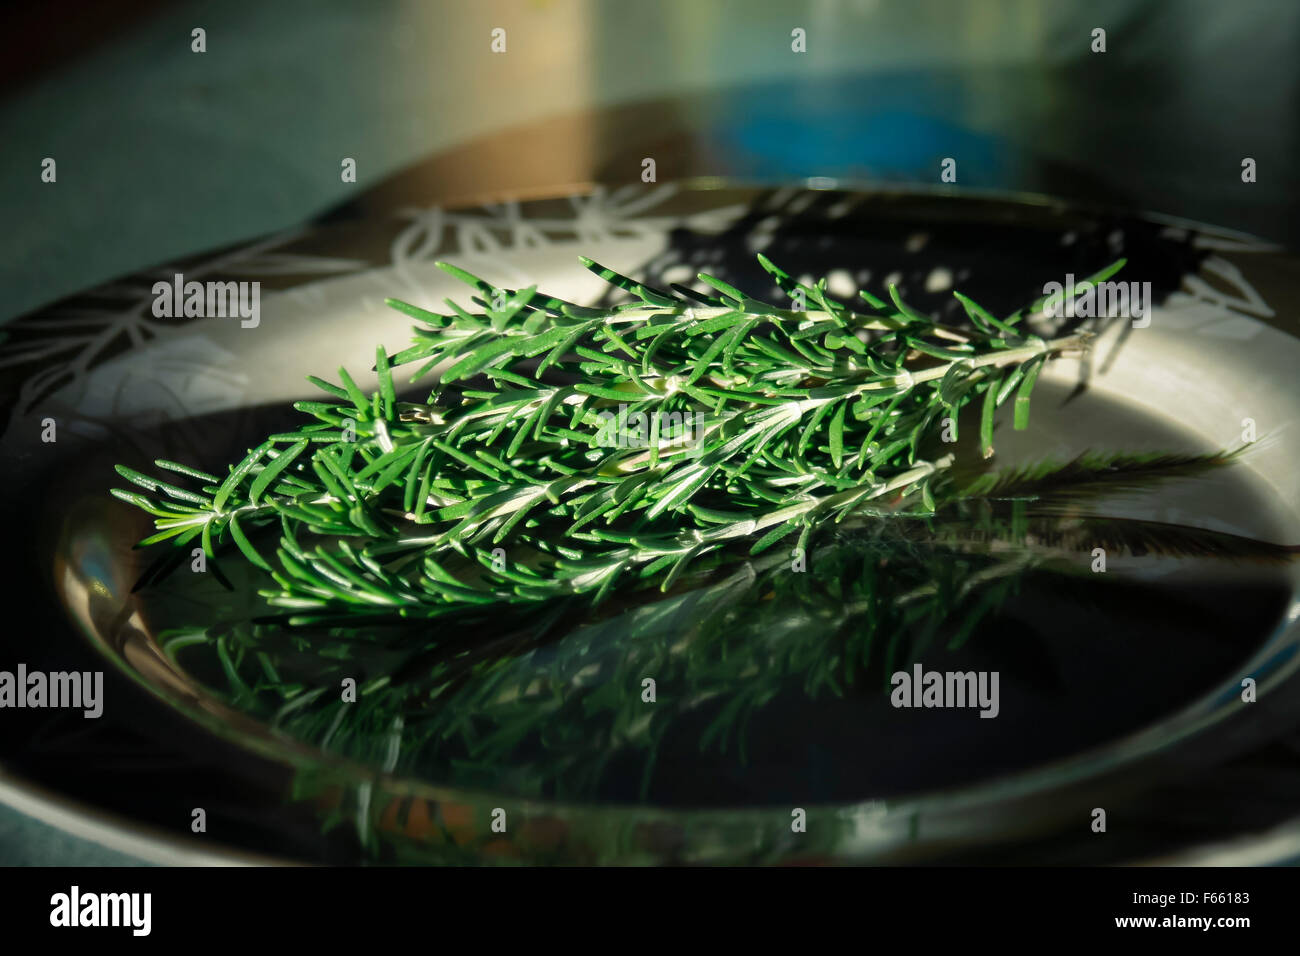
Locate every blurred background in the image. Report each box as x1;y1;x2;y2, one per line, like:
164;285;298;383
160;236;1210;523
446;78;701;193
2;0;1298;864
2;0;1297;326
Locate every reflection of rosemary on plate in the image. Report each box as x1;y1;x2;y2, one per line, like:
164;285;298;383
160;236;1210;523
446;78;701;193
112;254;1121;617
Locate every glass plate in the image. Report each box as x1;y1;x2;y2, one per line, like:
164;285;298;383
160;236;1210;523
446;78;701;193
4;182;1300;864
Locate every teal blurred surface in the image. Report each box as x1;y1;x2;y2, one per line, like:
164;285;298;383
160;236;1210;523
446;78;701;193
0;803;150;866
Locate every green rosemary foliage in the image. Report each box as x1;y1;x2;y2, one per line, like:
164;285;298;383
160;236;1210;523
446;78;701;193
113;254;1101;618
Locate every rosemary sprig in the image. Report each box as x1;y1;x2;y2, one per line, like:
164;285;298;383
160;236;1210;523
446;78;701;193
113;254;1099;617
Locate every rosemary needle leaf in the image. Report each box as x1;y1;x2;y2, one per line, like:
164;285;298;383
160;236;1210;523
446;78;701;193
384;298;447;327
829;400;846;470
336;367;369;415
213;443;271;513
376;346;396;415
888;284;929;325
1013;354;1047;431
306;374;349;401
578;256;677;308
249;440;309;506
229;513;272;571
696;272;747;307
154;460;220;484
980;373;1001;459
